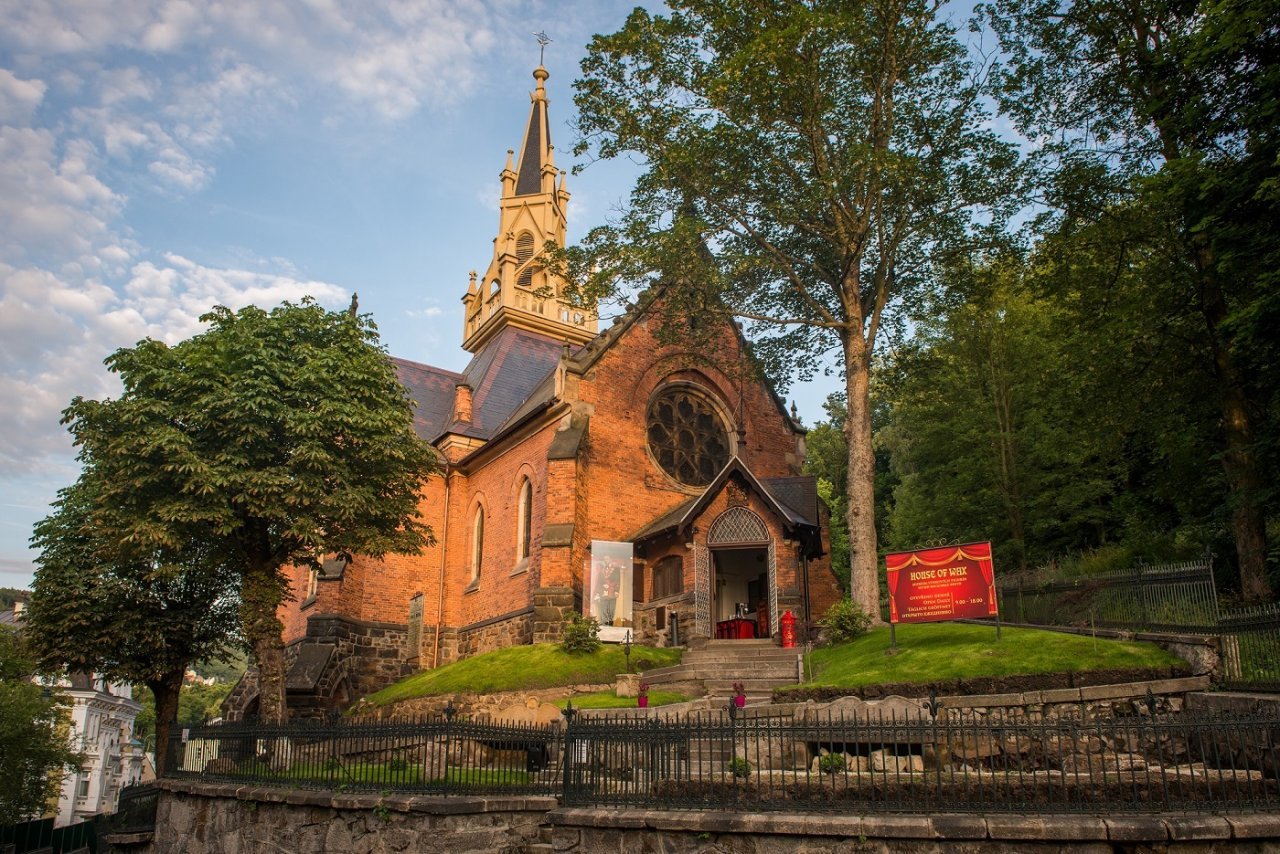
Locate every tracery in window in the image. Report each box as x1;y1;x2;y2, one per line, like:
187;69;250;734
646;386;731;487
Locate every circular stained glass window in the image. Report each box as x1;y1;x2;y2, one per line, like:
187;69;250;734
646;387;731;487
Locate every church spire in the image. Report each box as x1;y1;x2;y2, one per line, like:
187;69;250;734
461;61;598;354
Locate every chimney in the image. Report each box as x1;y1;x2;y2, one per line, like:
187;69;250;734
454;383;473;424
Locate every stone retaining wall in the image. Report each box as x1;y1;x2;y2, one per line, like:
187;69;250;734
111;782;1280;853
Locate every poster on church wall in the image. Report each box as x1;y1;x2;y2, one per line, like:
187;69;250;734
885;542;999;624
588;540;634;642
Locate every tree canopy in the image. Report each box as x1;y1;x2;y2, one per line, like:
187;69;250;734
980;0;1280;598
56;299;438;722
0;626;82;825
27;476;240;771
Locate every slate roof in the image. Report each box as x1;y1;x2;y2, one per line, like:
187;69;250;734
628;459;823;547
393;327;564;444
392;357;463;441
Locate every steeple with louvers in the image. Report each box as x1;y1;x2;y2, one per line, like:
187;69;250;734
461;66;597;353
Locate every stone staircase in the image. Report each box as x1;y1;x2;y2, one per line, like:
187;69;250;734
640;639;803;706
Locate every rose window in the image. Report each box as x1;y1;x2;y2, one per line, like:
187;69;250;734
646;388;731;486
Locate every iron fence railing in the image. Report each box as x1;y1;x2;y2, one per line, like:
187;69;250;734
106;782;159;835
0;816;96;854
1219;602;1280;692
993;555;1280;692
165;712;563;796
998;555;1221;631
561;705;1280;814
161;704;1280;815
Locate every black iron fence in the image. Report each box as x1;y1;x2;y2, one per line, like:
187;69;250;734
105;783;159;835
998;556;1221;631
562;705;1280;813
0;816;95;854
165;712;563;796
995;555;1280;692
1219;603;1280;692
161;704;1280;815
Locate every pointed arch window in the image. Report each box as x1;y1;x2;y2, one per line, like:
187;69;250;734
516;232;535;287
470;507;485;582
516;478;533;562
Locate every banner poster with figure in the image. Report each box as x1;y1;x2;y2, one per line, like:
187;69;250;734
885;541;999;624
588;540;634;642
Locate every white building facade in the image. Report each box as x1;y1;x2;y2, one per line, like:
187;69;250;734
55;673;145;827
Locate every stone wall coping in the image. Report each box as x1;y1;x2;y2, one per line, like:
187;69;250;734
547;808;1279;842
158;779;556;815
935;675;1211;710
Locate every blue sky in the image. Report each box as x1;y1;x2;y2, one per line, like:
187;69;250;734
0;0;847;590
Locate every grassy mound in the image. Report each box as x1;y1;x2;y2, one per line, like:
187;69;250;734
794;622;1182;692
361;642;682;708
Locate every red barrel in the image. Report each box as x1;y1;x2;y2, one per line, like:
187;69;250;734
780;610;796;648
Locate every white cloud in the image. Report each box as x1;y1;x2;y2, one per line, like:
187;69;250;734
0;69;47;123
0;254;347;477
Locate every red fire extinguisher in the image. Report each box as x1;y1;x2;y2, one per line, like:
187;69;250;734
780;610;796;648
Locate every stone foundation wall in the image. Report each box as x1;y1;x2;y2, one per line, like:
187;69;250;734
531;586;577;644
455;608;534;659
110;783;1280;853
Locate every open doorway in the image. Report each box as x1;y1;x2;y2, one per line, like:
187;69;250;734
712;547;769;638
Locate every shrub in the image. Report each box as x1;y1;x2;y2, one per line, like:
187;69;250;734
818;599;872;644
560;613;601;654
818;753;847;775
387;758;408;773
727;757;752;779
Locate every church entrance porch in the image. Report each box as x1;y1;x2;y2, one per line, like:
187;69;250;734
712;547;770;639
693;505;780;642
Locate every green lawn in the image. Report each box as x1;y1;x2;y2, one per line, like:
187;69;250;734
554;690;690;709
794;622;1182;690
361;642;682;707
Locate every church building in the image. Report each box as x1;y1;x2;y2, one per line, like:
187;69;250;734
225;66;842;719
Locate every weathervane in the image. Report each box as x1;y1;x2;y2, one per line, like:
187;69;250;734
533;30;552;65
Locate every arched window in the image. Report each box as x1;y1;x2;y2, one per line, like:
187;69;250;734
470;507;485;581
646;385;731;487
516;478;533;562
516;232;535;287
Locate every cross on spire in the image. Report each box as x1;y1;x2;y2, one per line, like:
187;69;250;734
533;30;552;65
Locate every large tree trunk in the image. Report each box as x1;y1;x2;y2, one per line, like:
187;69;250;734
844;332;882;622
1195;249;1273;603
147;671;184;776
240;564;289;724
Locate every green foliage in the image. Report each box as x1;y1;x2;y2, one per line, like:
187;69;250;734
0;589;27;611
27;476;239;769
53;299;439;721
818;753;847;775
798;624;1180;690
818;599;873;645
979;0;1280;599
559;614;602;655
727;757;752;779
553;689;689;710
361;643;682;709
0;627;83;824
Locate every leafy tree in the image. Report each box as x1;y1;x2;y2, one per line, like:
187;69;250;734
0;589;28;611
0;626;82;825
981;0;1280;599
567;0;1021;616
27;477;239;773
56;300;438;722
878;262;1123;571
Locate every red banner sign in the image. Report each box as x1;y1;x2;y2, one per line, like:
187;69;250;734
885;542;998;624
